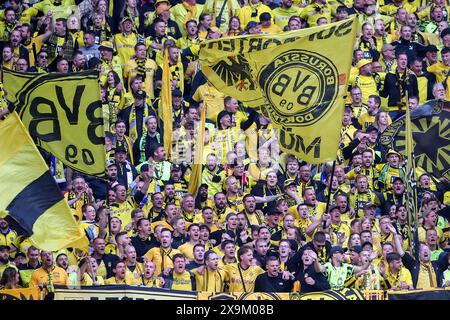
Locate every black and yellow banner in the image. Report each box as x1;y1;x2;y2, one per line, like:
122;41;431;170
53;285;197;300
380;100;450;183
0;287;43;300
387;288;450;300
199;18;357;163
3;69;106;177
0;112;88;251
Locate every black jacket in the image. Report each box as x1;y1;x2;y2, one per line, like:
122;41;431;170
297;265;331;293
391;38;427;62
381;72;419;107
254;273;294;292
401;252;442;289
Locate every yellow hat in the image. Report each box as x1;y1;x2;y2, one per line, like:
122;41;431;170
385;148;402;160
99;41;114;52
356;58;372;69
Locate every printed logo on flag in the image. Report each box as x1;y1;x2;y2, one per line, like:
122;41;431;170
258;50;339;127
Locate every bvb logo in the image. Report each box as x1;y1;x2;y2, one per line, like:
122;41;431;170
258;50;338;127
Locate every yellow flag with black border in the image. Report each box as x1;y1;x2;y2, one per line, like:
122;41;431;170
0;112;88;251
199;18;357;163
3;69;106;177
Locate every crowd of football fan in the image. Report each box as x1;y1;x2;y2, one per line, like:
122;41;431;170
1;0;450;294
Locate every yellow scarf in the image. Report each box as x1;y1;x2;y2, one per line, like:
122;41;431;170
129;105;149;142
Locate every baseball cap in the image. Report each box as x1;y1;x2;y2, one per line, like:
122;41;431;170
365;125;379;133
172;88;183;97
385;148;402;160
259;12;272;22
283;179;297;188
121;16;133;25
330;245;347;255
115;145;127;154
328;204;340;213
106;159;116;167
133;90;147;100
356;58;372;69
99;41;114;52
426;44;438;53
349;245;363;254
364;202;377;209
171;164;181;171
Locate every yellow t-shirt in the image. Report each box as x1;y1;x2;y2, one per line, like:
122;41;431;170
29;266;69;287
123;58;158;99
144;247;182;276
113;32;139;67
223;263;265;292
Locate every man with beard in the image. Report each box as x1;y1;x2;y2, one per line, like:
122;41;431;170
18;246;41;287
346;148;379;191
195;184;209;210
0;218;18;254
202;154;226;198
105;260;132;284
240;194;265;227
29;251;69;288
168;165;189;199
252;171;284;212
144;228;182;276
211;213;239;245
211;192;230;225
193;251;226;291
350;175;381;218
9;29;29;65
55;253;78;286
64;176;95;220
381;177;406;214
162;183;180;207
0;245;17;279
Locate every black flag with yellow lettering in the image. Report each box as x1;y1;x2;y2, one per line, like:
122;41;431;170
3;69;106;177
380;100;450;183
0;112;88;251
199;18;357;163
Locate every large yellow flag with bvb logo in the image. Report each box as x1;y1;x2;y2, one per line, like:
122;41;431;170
0;112;88;251
199;18;357;163
3;69;106;177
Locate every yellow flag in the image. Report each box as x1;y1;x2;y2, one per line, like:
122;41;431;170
200;18;357;163
0;112;88;251
3;69;106;177
162;48;173;159
188;102;206;196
